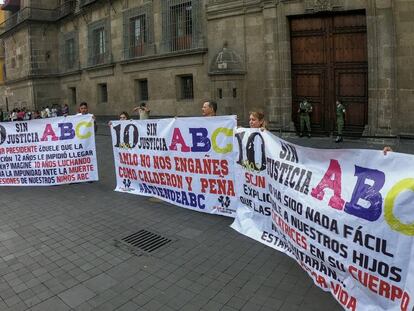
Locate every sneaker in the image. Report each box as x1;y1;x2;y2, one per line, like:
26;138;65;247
299;133;303;137
307;133;311;138
335;136;343;143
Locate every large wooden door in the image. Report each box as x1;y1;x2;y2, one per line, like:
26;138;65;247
290;12;368;135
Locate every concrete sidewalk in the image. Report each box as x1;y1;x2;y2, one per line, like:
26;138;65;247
2;131;409;311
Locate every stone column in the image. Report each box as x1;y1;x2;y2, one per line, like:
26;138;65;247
393;0;414;134
365;0;396;136
264;1;294;130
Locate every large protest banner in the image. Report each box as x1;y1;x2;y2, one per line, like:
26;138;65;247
111;116;237;216
0;115;98;185
231;128;414;311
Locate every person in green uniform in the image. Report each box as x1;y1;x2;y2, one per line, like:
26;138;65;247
298;99;312;137
335;100;346;143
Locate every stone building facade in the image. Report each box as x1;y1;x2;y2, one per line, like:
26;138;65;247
0;10;5;108
1;0;413;136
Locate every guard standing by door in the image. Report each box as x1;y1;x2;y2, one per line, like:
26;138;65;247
335;100;346;143
298;99;312;137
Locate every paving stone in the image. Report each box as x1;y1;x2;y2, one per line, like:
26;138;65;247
17;288;35;301
58;284;96;308
4;295;22;307
0;231;19;241
0;288;16;300
31;297;71;311
6;301;27;311
212;290;234;304
36;289;55;302
279;302;301;311
143;299;164;311
73;301;94;311
115;301;141;311
241;301;262;311
83;273;118;293
87;289;118;308
23;295;42;308
226;296;247;310
132;294;153;307
187;295;210;309
263;297;283;309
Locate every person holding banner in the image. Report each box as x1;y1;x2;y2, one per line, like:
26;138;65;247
249;111;267;130
77;102;97;133
202;101;217;117
108;112;130;127
119;112;130;120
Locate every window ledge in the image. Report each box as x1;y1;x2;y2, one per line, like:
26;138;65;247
84;62;115;72
176;99;194;102
59;69;82;77
120;48;208;66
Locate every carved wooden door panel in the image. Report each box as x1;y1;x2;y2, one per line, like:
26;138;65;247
290;11;367;135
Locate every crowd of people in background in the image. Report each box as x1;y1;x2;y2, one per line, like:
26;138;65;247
0;98;395;155
0;99;306;135
0;104;70;122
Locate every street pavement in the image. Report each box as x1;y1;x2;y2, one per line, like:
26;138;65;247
0;127;412;311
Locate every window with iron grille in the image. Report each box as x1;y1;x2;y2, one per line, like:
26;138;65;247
170;2;192;51
60;31;78;72
179;75;193;100
93;27;106;65
65;38;75;69
136;79;149;101
161;0;203;53
129;15;146;57
123;4;154;60
88;19;110;66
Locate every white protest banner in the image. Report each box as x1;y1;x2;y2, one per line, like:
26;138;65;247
111;116;237;217
0;115;98;185
231;128;414;311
